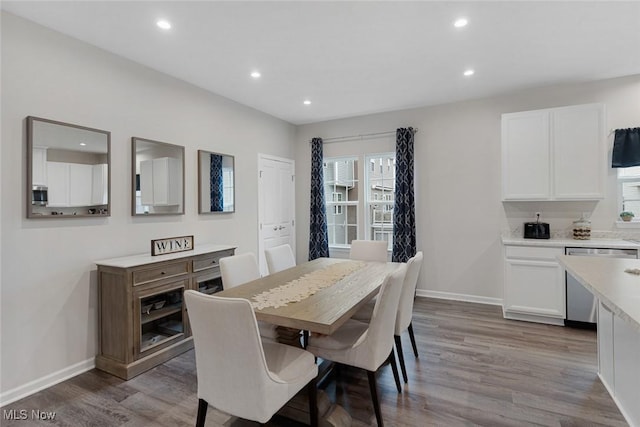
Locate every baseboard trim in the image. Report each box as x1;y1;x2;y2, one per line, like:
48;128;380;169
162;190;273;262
0;358;95;407
416;289;503;306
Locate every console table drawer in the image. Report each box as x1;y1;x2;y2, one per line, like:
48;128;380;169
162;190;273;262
133;262;189;285
192;249;234;272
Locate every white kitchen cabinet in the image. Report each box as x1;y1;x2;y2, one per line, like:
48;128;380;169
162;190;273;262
47;162;69;207
47;162;98;207
91;164;108;205
503;245;565;324
32;146;48;186
612;314;640;426
501;110;550;199
597;300;614;394
502;103;604;201
68;164;93;206
140;157;181;206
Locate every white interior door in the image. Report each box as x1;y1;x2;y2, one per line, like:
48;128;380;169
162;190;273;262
258;155;295;275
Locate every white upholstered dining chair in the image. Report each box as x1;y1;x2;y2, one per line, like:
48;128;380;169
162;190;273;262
184;291;318;426
265;244;296;274
353;251;424;384
306;264;407;427
219;253;278;342
349;240;388;262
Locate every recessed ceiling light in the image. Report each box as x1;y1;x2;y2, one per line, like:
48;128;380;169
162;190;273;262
464;69;475;77
156;20;171;30
250;71;261;79
303;100;311;105
454;18;468;28
79;143;87;146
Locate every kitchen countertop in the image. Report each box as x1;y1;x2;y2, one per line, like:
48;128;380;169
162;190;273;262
558;255;640;331
502;236;640;250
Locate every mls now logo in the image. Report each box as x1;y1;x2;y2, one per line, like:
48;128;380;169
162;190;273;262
3;409;56;420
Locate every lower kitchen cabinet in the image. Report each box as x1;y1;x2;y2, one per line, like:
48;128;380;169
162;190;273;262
503;245;565;324
95;244;234;380
597;301;615;393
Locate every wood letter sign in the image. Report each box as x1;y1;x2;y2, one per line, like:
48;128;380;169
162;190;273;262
151;235;194;256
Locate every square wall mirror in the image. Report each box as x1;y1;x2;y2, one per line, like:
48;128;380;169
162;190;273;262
27;116;111;218
198;150;235;213
132;137;185;215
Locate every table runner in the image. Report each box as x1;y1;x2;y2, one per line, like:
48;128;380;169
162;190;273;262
251;260;366;309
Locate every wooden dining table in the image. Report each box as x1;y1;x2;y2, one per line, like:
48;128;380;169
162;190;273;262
214;257;402;427
215;257;402;336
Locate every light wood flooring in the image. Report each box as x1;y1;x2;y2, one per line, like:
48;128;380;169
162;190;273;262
1;298;628;426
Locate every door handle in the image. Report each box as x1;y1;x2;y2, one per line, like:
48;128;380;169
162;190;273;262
278;226;285;230
273;226;278;231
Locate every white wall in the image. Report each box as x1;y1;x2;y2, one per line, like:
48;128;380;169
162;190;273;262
295;74;640;303
0;12;295;403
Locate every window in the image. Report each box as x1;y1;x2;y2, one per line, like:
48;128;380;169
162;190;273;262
324;158;358;247
323;153;396;249
618;166;640;219
365;153;395;250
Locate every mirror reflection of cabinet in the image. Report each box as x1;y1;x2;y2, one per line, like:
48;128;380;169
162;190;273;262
132;137;185;216
198;150;235;214
26;116;110;218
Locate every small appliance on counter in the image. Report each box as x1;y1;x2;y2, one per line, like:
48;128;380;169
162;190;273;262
31;185;48;206
524;213;550;239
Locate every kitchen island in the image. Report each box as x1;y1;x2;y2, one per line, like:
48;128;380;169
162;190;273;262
558;255;640;427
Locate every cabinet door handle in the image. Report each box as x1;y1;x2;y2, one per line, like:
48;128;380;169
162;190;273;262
160;271;166;275
278;226;285;230
273;226;278;231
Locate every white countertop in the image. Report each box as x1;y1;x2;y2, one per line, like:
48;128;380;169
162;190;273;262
95;243;236;268
502;237;640;250
558;255;640;331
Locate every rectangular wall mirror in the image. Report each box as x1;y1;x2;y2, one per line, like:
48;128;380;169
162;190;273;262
132;137;185;216
198;150;235;213
27;116;111;218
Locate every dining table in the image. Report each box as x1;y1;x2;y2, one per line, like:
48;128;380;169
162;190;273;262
215;257;402;336
214;256;402;426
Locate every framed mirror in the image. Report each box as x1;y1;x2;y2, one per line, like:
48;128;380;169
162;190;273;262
27;116;111;218
198;150;235;213
132;137;185;216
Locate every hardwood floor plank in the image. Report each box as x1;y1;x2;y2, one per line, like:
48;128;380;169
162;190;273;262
0;298;628;426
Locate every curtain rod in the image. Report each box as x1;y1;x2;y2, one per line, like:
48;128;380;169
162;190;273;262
310;128;418;144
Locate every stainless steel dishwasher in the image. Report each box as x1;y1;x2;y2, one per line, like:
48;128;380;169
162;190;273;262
565;247;638;329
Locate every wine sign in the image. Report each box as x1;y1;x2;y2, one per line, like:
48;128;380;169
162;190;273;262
151;235;194;256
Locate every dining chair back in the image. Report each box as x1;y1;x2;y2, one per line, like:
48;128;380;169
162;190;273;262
264;244;296;274
394;251;423;383
184;291;318;426
219;252;278;342
219;252;260;289
349;240;388;262
306;264;407;427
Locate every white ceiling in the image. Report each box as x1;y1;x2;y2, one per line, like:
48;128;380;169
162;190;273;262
3;1;640;125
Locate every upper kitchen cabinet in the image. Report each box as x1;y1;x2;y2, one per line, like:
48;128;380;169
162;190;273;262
502;103;605;201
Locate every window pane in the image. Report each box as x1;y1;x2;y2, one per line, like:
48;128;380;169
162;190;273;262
622;180;640;217
366;153;395;250
323;157;358;246
619;166;640;178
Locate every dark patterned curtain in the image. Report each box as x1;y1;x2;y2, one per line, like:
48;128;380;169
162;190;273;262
308;137;330;260
612;128;640;168
392;127;416;263
210;153;224;212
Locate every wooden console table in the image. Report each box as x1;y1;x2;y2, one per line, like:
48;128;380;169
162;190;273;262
94;244;235;380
